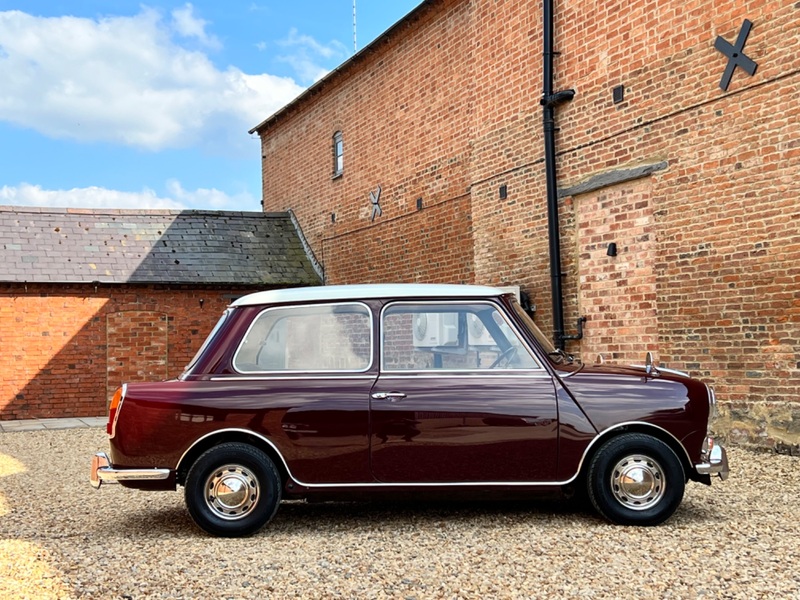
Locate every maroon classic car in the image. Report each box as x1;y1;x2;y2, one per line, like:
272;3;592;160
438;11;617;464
90;284;728;536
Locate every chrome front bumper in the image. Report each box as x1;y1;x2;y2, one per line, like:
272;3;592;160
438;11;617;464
90;452;171;489
695;438;730;481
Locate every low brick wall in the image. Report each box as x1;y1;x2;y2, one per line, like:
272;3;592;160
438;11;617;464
0;283;254;420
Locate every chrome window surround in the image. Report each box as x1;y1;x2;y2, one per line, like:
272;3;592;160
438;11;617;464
379;300;545;374
177;421;692;490
231;302;374;375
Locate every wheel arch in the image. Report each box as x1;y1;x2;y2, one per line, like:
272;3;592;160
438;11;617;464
176;429;290;487
575;422;692;485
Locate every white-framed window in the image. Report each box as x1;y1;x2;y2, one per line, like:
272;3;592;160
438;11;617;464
332;131;344;177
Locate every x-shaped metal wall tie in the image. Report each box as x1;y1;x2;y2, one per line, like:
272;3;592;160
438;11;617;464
714;19;758;91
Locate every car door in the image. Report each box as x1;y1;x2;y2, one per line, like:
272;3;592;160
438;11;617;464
228;301;376;484
370;301;559;483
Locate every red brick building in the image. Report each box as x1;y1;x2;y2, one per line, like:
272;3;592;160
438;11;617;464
251;0;800;451
0;208;320;420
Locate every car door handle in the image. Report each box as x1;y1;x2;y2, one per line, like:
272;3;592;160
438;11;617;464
371;392;407;402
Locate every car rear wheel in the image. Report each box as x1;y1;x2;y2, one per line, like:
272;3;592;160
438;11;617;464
587;433;685;526
185;442;281;537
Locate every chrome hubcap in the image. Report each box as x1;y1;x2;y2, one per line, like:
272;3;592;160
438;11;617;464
610;454;665;511
205;464;259;520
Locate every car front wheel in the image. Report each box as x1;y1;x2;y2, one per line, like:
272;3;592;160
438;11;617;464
587;433;685;526
185;442;281;537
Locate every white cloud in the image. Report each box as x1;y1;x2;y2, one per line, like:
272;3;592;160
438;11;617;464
164;179;258;210
281;28;346;60
0;183;259;212
276;28;349;83
0;9;304;153
171;3;221;49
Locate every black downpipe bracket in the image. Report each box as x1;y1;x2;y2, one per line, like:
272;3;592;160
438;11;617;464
541;0;576;350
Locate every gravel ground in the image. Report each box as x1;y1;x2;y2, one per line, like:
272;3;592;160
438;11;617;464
0;428;798;600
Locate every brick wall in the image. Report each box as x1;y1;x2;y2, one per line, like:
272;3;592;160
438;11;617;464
553;0;800;451
0;284;251;420
322;195;474;284
107;310;169;385
258;0;474;284
575;180;659;363
255;0;800;450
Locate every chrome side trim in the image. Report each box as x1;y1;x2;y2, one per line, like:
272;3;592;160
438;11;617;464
176;422;693;490
209;375;377;382
178;427;577;488
369;373;553;380
90;452;171;489
214;373;550;382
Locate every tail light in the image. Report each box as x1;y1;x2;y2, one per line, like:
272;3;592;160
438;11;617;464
107;384;126;437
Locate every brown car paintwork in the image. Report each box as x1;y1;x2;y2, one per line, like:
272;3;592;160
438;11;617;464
107;293;712;497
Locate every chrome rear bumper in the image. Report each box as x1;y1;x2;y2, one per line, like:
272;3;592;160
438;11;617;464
695;438;730;481
90;452;171;489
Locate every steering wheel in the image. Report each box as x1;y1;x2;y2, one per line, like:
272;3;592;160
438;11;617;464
489;346;517;369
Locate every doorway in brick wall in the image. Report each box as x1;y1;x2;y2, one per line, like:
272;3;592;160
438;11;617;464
575;179;659;364
106;311;168;403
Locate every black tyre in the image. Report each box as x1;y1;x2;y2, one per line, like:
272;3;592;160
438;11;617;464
184;442;281;537
587;433;685;526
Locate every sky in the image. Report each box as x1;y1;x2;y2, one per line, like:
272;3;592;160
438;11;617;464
0;1;421;212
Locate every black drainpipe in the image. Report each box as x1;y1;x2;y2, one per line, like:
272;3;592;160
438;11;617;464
541;0;576;350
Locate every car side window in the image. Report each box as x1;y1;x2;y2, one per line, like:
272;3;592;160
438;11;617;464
234;303;372;373
381;302;541;371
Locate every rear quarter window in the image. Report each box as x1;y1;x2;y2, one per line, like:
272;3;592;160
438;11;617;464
233;303;372;373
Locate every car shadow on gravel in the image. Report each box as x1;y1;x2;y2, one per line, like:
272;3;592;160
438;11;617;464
107;492;723;538
109;496;605;539
666;499;720;525
107;504;200;538
272;498;601;531
350;498;721;530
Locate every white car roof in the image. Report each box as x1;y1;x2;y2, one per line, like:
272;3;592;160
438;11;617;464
231;283;508;307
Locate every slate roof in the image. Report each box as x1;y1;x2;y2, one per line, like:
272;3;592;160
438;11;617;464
0;207;322;286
